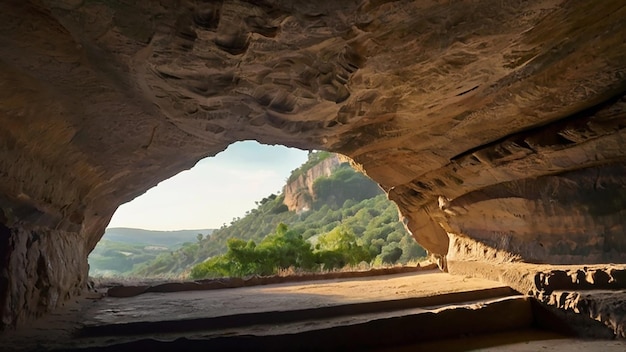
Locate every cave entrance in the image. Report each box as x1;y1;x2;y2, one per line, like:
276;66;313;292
88;138;427;280
77;140;572;351
79;139;534;352
88;140;309;278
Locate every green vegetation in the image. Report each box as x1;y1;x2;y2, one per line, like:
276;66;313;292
185;190;426;279
190;223;371;279
88;228;213;276
89;240;163;276
129;193;297;277
312;164;382;208
287;151;332;183
98;153;426;279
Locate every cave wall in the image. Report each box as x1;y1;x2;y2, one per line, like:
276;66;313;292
443;164;626;265
0;0;625;328
394;96;626;265
0;226;87;327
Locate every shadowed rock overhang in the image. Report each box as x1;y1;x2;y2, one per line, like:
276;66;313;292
0;0;625;329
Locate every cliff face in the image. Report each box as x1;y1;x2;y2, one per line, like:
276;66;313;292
283;156;341;213
0;0;625;329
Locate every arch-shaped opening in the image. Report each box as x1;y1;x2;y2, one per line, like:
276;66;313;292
88;140;308;277
88;140;427;280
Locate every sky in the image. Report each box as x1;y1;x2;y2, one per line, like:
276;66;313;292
107;141;309;231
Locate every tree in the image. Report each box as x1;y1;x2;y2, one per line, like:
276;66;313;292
189;223;317;279
315;227;371;269
398;235;427;263
380;243;403;264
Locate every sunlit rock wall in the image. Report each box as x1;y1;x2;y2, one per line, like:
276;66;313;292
0;0;625;328
283;155;340;213
443;164;626;265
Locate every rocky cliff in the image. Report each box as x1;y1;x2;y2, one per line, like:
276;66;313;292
0;0;625;329
282;155;341;213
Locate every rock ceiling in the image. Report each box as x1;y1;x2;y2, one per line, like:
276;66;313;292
0;0;625;328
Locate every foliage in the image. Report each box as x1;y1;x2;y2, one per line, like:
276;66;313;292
130;193;294;277
89;240;175;277
190;223;317;278
190;224;372;279
185;191;427;279
124;152;427;278
312;164;383;208
88;228;213;277
315;227;371;270
286;151;332;183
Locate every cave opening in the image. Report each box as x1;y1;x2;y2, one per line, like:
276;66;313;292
88;140;309;279
72;142;622;351
87;138;428;282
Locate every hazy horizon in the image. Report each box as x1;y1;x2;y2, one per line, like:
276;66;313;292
105;226;216;232
106;141;309;231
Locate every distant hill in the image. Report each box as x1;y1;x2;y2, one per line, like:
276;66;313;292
88;228;214;277
103;227;214;247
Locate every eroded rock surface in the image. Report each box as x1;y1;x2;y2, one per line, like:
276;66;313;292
448;261;626;338
0;0;625;328
283;155;340;213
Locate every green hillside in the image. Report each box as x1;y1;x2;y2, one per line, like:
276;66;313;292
88;228;213;277
129;154;426;278
103;227;214;246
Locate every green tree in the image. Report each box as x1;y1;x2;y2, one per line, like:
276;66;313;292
379;243;403;264
315;227;371;269
190;223;317;279
398;235;427;263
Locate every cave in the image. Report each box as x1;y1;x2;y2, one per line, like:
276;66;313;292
1;0;626;349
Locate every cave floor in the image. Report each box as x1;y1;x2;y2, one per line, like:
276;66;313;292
2;270;625;351
83;270;512;326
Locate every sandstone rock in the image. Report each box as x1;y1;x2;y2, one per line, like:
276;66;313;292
542;271;571;294
543;290;626;339
586;269;611;286
533;267;626;294
282;155;341;212
107;286;149;299
448;261;626;338
0;0;625;329
610;269;626;286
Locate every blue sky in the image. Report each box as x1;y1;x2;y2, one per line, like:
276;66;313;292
107;141;309;230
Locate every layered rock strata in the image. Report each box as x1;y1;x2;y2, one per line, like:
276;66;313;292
448;261;626;338
283;155;340;213
0;0;625;329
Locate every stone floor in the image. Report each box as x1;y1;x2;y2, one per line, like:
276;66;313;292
84;270;513;326
1;270;625;351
